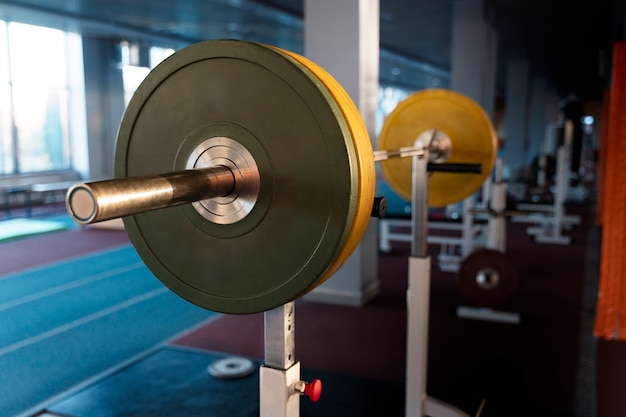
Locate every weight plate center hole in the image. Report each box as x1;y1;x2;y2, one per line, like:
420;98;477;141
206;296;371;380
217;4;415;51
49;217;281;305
475;267;500;290
415;128;452;164
186;137;261;225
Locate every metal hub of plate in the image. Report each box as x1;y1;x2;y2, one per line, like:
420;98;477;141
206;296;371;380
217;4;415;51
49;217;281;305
114;40;375;314
475;267;500;290
415;128;452;164
186;137;260;225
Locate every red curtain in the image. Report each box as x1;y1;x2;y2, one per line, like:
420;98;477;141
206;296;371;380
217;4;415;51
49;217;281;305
594;41;626;339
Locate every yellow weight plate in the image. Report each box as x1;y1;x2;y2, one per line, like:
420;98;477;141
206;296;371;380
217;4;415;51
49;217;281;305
270;47;376;290
378;89;497;207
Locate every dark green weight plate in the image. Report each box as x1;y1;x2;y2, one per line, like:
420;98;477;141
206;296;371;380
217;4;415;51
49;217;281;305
115;40;361;314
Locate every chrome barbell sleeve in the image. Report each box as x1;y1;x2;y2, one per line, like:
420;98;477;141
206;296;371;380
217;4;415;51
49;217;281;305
66;166;235;225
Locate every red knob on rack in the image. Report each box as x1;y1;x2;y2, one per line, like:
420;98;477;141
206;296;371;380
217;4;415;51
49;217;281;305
295;379;322;402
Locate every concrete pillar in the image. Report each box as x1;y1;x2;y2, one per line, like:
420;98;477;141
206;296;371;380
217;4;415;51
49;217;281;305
450;0;497;116
66;35;89;180
543;89;561;154
450;0;498;236
483;26;498;118
503;59;530;178
303;0;380;307
527;74;548;165
82;37;124;180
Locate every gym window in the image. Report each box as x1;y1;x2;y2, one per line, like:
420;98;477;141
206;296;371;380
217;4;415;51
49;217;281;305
0;21;83;175
120;42;175;107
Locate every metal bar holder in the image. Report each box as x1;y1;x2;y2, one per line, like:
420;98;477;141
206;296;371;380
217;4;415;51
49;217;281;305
405;151;472;417
261;302;321;417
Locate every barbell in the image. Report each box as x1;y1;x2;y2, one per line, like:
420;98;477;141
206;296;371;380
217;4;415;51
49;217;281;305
66;40;497;314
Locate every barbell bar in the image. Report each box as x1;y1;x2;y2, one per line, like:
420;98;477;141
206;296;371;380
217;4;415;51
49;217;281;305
67;145;482;227
67;167;236;224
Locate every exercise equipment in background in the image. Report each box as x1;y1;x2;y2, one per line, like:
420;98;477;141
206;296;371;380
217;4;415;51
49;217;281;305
512;135;581;244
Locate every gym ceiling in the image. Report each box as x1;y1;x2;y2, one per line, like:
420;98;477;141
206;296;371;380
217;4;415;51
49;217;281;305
0;0;619;101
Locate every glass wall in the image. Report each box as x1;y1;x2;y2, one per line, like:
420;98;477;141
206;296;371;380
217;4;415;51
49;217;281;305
0;20;13;174
376;84;412;137
0;12;449;179
121;42;175;107
0;21;82;175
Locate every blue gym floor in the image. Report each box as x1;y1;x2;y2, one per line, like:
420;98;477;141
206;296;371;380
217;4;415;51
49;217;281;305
0;244;218;417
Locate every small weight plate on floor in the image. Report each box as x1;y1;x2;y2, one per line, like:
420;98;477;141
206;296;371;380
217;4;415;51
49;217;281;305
378;89;497;207
208;357;255;379
115;40;375;314
457;248;519;308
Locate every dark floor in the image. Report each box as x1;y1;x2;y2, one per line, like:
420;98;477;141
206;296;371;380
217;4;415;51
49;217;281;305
0;201;616;417
46;346;405;417
596;339;626;417
169;204;596;417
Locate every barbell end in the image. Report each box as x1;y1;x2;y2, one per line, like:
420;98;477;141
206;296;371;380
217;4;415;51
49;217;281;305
371;196;387;218
66;184;99;225
65;167;237;226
